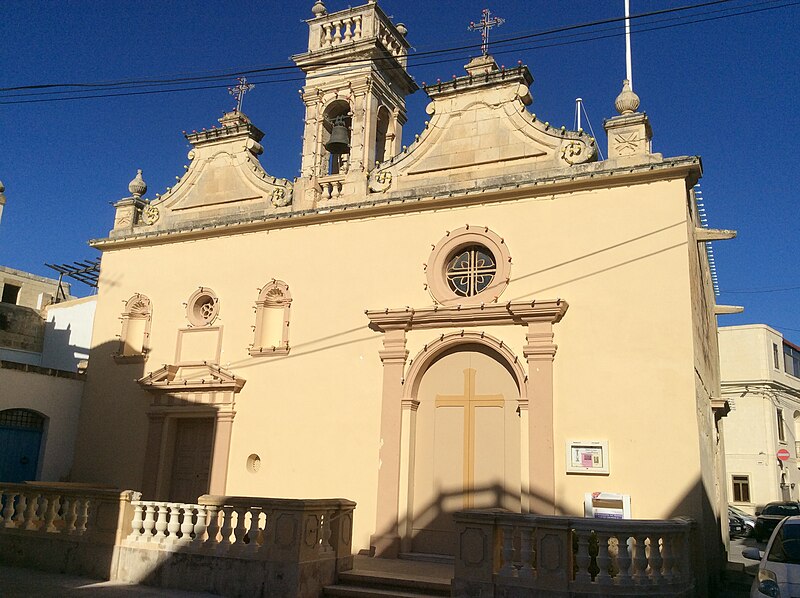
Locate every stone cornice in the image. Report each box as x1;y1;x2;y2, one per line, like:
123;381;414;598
90;157;700;252
366;300;568;332
138;363;246;394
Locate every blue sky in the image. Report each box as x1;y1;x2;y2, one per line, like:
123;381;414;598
1;1;798;338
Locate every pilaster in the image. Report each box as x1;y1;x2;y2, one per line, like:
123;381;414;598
523;321;558;514
141;412;166;499
209;409;236;495
371;327;408;557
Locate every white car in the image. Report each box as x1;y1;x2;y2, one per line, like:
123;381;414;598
743;515;800;597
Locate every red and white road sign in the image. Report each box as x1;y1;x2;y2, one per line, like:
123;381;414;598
777;448;791;461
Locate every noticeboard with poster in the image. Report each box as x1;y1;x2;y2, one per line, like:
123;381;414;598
584;492;632;519
566;439;609;474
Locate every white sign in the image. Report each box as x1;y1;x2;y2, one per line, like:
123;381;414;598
584;492;631;520
566;440;609;475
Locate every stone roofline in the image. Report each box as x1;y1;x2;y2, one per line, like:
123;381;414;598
91;155;701;251
0;359;85;381
0;265;64;287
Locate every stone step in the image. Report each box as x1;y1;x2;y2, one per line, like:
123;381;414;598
322;586;446;598
323;569;451;598
398;552;454;566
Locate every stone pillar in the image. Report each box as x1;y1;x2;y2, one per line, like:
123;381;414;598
518;398;530;512
209;409;236;495
397;397;419;553
142;412;166;499
370;328;408;557
523;321;557;514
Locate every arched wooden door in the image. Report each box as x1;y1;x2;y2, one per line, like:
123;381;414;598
0;409;44;482
410;345;521;555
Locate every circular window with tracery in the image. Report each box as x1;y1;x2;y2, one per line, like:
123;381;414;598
186;288;219;327
446;244;497;297
427;226;511;305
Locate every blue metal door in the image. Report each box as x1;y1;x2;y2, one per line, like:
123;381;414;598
0;410;44;483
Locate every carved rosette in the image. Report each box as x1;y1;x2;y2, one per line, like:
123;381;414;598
368;170;393;193
271;187;292;207
559;140;595;166
140;204;160;225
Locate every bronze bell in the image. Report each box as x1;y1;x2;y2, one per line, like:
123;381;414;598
325;122;351;154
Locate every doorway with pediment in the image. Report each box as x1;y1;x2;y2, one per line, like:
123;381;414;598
407;343;522;556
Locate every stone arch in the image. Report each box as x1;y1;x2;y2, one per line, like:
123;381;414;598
321;99;352;175
404;331;527;401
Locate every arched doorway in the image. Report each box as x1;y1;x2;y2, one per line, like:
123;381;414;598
0;409;45;482
409;343;521;555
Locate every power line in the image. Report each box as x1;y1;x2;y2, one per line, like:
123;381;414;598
0;0;795;105
720;285;800;294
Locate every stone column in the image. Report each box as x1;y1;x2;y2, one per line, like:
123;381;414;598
518;398;530;513
523;321;558;514
370;327;408;557
209;408;236;495
142;412;166;499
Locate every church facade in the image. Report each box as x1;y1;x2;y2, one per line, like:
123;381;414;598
71;0;729;572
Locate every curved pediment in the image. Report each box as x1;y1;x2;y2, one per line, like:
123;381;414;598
368;60;597;196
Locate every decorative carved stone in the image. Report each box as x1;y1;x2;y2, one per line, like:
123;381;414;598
459;527;487;566
275;513;298;548
140;204;159;225
368;170;393;193
560;140;593;165
271;187;292;207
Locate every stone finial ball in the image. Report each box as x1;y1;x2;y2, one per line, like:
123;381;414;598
396;23;408;36
128;169;147;197
615;79;640;115
312;0;326;17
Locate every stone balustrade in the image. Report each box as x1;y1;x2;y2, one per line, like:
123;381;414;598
454;510;696;597
309;5;408;63
124;494;355;562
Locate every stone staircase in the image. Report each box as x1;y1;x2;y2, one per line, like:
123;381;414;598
323;555;452;597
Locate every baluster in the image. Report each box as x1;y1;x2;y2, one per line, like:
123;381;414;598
3;492;18;528
631;535;648;584
12;494;27;527
44;494;60;532
64;497;78;533
128;502;144;541
230;507;247;551
218;505;233;552
595;531;613;585
615;535;633;585
353;15;362;39
343;18;353;41
192;505;208;546
205;505;221;549
24;493;40;531
142;503;157;542
661;533;675;582
180;505;195;543
76;498;90;534
153;503;168;540
332;21;342;44
246;508;261;554
498;523;516;577
324;23;333;47
649;535;664;583
166;504;181;542
574;529;592;583
518;525;534;578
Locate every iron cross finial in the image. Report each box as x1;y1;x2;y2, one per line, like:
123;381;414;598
468;8;505;57
228;77;255;113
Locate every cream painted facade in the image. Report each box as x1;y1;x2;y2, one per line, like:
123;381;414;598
720;324;800;513
70;1;731;586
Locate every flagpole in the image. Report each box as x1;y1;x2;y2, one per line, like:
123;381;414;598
625;0;633;90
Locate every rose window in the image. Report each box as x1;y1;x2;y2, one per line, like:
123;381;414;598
446;245;497;297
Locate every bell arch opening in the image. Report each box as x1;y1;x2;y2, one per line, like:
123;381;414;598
322;100;352;176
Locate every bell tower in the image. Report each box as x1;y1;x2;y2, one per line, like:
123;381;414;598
292;0;417;206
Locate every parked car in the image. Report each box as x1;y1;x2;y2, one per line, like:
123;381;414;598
754;502;800;542
743;515;800;598
730;505;756;537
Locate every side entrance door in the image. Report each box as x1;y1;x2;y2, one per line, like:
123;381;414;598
168;418;215;504
0;409;44;483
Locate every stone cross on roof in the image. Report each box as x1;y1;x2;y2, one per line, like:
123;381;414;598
228;77;255;113
469;8;505;57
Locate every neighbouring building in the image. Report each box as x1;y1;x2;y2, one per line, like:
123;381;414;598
68;1;735;592
0;238;96;484
720;324;800;512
